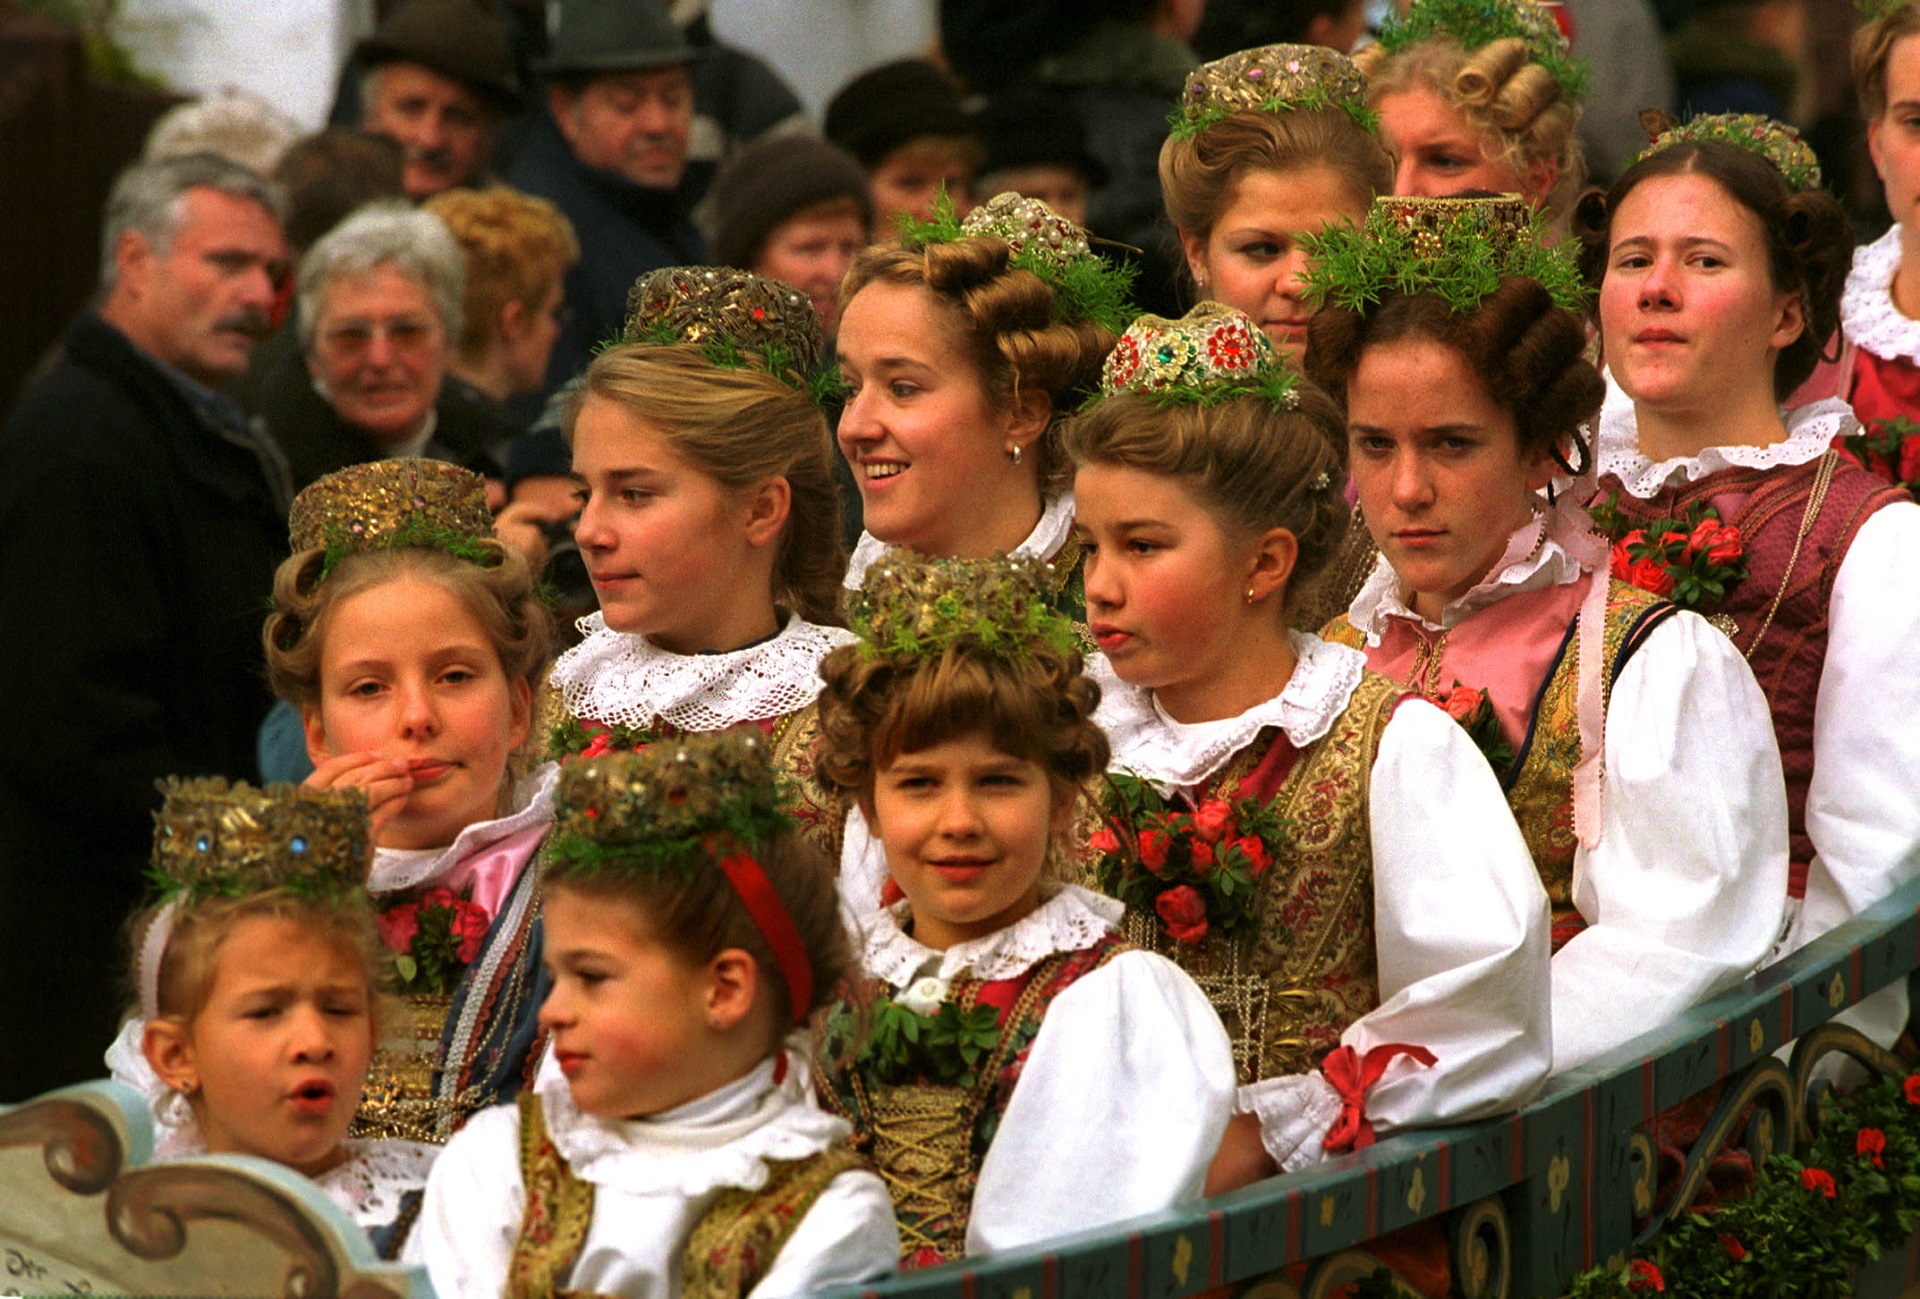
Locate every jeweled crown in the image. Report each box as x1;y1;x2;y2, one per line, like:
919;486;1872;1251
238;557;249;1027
849;549;1078;662
622;265;825;390
1173;44;1372;140
288;459;497;574
1637;111;1823;193
1100;301;1298;409
149;777;370;904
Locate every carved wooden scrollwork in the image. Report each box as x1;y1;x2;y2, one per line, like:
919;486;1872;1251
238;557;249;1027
0;1097;123;1195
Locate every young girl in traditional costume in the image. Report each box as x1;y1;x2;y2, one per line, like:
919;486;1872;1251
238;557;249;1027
545;268;853;846
1577;117;1920;1054
1066;301;1551;1194
1357;0;1588;227
408;732;899;1298
811;551;1235;1265
1306;194;1789;1073
111;778;436;1249
262;459;557;1141
1160;44;1391;361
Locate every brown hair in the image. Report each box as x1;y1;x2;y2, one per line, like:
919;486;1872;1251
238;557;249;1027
426;186;580;365
1854;5;1920;120
545;831;851;1035
1159;107;1392;246
814;641;1108;861
1357;38;1585;222
1570;141;1852;400
1061;385;1353;610
839;237;1118;487
565;345;847;628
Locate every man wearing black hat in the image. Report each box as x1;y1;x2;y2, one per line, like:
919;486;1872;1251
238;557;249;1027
505;0;706;398
353;0;522;201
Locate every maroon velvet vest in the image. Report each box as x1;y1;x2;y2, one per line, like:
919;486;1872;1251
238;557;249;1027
1596;454;1908;895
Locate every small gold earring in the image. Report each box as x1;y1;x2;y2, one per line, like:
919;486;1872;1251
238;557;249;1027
1007;443;1023;466
1244;587;1257;604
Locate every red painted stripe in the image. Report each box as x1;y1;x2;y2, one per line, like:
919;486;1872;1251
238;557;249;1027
1512;1113;1525;1182
962;1271;977;1299
1128;1233;1143;1299
1286;1189;1303;1265
1438;1142;1452;1213
1043;1254;1058;1299
1209;1210;1226;1287
1782;984;1794;1041
1583;1086;1596;1269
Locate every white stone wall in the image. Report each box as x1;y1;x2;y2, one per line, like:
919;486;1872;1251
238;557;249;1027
111;0;372;129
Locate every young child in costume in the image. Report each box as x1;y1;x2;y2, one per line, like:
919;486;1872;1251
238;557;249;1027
1306;194;1789;1074
109;778;436;1251
1066;301;1551;1194
812;550;1236;1266
263;458;557;1140
545;267;853;844
407;732;900;1298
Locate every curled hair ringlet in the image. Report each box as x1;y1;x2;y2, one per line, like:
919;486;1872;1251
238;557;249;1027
1060;383;1353;612
1570;141;1852;401
1304;276;1603;467
839;237;1118;490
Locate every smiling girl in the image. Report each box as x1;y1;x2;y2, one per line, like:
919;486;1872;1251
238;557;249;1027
1576;120;1920;1053
1307;195;1789;1074
812;551;1234;1265
408;732;899;1297
1067;302;1550;1194
109;778;434;1250
265;459;556;1139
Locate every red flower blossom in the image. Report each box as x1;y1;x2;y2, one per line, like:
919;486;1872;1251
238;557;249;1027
1802;1167;1836;1198
1626;558;1675;597
1609;539;1633;581
1719;1233;1746;1262
1193;799;1233;842
377;902;419;954
1905;1074;1920;1105
1088;827;1121;855
1901;433;1920;485
1443;685;1482;722
1156;885;1209;944
1232;835;1271;879
1705;525;1743;568
1859;1127;1887;1168
420;887;457;910
450;900;490;964
1683;517;1721;561
1628;1259;1664;1292
579;730;614;761
1138;829;1171;873
1189;839;1215;874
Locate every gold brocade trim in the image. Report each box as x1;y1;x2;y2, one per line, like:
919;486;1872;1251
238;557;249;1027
766;704;844;858
681;1144;868;1299
868;1081;975;1259
506;1093;601;1299
352;993;456;1143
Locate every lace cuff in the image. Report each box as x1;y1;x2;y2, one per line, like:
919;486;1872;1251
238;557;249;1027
1237;1072;1343;1174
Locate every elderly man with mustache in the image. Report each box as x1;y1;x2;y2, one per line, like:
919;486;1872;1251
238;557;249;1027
0;153;293;1100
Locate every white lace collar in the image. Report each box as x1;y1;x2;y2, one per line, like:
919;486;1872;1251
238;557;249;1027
367;763;557;896
547;613;856;733
103;1020;435;1230
843;490;1077;590
1595;377;1858;498
1092;631;1366;791
531;1047;849;1196
859;884;1121;987
1842;225;1920;363
1345;515;1588;640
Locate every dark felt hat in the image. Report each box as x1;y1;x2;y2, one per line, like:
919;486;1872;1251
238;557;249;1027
823;59;976;168
709;134;874;269
535;0;700;76
977;87;1109;188
355;0;522;112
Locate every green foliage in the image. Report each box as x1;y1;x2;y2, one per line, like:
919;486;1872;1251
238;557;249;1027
861;997;1003;1090
1170;92;1378;143
314;519;498;587
1375;0;1592;100
1300;204;1589;316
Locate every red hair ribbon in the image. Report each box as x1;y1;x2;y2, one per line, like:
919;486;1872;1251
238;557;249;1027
1321;1042;1438;1154
717;852;814;1018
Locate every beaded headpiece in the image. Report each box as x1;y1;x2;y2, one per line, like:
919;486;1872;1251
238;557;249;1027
289;459;498;584
1301;193;1588;314
848;549;1079;662
1375;0;1591;100
622;265;828;399
1636;110;1824;193
1100;301;1300;411
900;192;1136;337
546;732;815;1013
149;777;371;906
1172;44;1374;140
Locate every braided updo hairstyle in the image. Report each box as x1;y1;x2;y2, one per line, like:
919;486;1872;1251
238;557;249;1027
1570;141;1853;401
1060;381;1353;615
1357;38;1584;222
1306;278;1602;465
1159;108;1393;252
838;237;1118;488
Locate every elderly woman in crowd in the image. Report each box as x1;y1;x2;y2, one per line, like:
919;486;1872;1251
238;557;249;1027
258;201;506;495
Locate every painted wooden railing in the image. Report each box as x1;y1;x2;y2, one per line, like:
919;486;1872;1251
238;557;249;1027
818;877;1920;1299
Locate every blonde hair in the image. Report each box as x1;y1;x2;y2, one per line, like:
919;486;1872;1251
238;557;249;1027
565;345;847;628
1357;37;1585;221
426;187;581;365
1854;4;1920;120
1159;108;1392;245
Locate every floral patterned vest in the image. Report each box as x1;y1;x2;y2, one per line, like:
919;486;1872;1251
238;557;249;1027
503;1090;866;1299
1597;454;1908;896
1324;580;1676;952
815;935;1128;1268
1123;670;1402;1085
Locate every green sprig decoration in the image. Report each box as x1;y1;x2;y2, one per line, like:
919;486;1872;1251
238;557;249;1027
289;459;500;587
1171;87;1378;142
315;518;498;587
619;266;834;402
1300;194;1590;315
849;550;1081;663
1170;44;1378;141
148;777;370;906
899;191;1137;338
1375;0;1592;101
544;731;794;881
860;996;1002;1089
1637;111;1823;193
